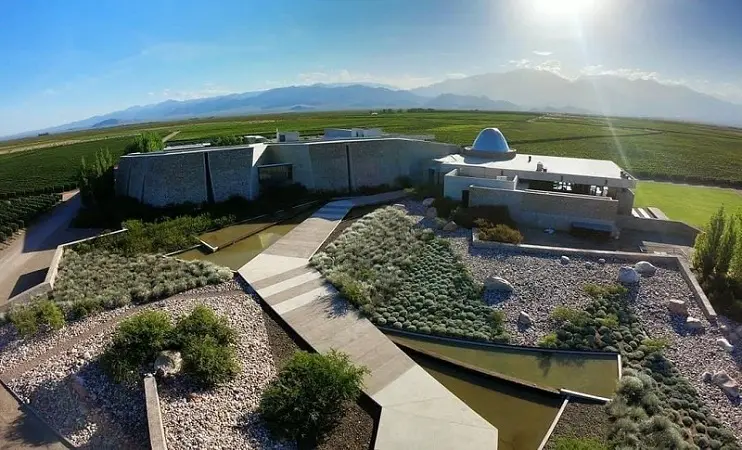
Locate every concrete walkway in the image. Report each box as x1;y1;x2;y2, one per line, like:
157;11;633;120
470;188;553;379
239;192;498;449
0;191;100;306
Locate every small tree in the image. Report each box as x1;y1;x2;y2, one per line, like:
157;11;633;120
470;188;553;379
78;149;115;207
124;132;164;154
259;350;368;447
693;206;727;279
715;214;737;276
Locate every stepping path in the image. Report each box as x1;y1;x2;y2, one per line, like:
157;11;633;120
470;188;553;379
239;192;499;449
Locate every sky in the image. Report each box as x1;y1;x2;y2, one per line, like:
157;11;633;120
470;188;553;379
1;0;742;136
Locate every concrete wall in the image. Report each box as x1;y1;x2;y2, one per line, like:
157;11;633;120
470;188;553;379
616;188;635;215
208;147;254;202
470;186;618;231
443;169;517;201
616;215;700;241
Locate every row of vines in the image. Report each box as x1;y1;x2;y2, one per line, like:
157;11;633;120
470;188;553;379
0;193;61;243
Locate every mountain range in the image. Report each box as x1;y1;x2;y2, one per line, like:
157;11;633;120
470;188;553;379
13;70;742;138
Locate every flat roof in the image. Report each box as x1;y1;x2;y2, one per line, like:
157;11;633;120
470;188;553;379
437;153;629;181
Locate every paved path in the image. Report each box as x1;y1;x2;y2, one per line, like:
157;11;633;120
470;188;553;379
0;192;100;306
239;192;499;450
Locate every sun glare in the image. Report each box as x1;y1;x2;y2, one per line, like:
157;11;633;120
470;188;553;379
528;0;600;20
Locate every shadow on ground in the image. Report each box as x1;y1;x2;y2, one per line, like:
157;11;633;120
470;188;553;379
9;268;48;298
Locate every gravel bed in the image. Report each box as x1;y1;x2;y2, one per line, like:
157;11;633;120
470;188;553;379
0;281;242;376
4;281;287;449
398;198;742;441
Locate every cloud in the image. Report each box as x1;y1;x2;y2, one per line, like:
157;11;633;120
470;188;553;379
445;73;468;79
580;65;660;81
295;69;436;89
532;50;553;56
151;84;235;101
505;59;563;75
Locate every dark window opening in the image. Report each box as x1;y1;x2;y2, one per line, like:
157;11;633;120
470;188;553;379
258;164;293;186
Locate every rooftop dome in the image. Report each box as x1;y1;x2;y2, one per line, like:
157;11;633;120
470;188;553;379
469;128;510;153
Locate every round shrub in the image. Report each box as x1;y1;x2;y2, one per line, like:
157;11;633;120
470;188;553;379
696;423;707;434
101;310;173;384
173;305;236;348
182;336;240;387
682;416;694;427
259;350;368;447
8;299;65;338
694;435;710;448
69;298;104;321
617;376;646;403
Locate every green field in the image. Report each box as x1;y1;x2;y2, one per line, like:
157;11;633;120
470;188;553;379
1;110;741;196
635;181;742;228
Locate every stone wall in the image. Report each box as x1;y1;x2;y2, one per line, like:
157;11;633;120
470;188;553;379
141;152;208;206
470;186;619;231
207;147;254;202
444;169;516;201
308;142;350;192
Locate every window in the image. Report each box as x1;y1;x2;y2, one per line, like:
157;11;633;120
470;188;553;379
258;164;293;185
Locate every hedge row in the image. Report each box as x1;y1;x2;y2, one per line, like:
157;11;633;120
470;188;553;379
0;193;61;243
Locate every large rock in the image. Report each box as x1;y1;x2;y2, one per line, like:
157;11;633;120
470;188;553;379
154;350;183;377
443;221;458;232
667;299;688;315
518;311;533;326
617;267;640;284
685;317;704;331
425;207;437;219
717;337;734;352
422;198;435;207
711;371;741;398
560;256;570;265
484;276;514;292
634;261;657;276
597;258;606;265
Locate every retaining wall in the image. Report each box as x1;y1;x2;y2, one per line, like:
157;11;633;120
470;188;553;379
470;185;618;231
207;147;254;202
616;215;700;242
471;231;717;321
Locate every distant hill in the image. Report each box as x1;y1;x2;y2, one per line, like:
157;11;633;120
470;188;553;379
91;118;121;128
11;69;742;138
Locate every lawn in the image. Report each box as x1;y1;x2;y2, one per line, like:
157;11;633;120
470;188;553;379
634;181;742;228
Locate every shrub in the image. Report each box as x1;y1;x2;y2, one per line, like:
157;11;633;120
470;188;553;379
69;298;104;321
552;437;609;450
584;283;627;299
452;205;514;229
173;305;236;349
259;351;368;446
476;221;523;244
101;311;173;384
693;206;728;279
642;337;670;354
550;307;591;327
538;332;558;348
124;132;164;154
182;336;240;387
8;299;65;338
490;310;505;328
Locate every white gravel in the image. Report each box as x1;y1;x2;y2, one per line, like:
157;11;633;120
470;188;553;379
398;199;742;440
4;281;291;450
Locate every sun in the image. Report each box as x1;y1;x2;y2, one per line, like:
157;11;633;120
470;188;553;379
528;0;600;19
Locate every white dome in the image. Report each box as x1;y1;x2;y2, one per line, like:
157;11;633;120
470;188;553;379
470;128;510;153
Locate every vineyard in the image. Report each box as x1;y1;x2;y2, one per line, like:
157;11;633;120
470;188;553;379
0;193;61;242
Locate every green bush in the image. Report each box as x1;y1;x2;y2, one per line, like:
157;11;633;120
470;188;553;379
490;310;505;328
538;332;558;348
101;311;174;384
642;337;670;354
552;437;608;450
182;336;240;387
124;132;164;154
8;299;65;338
476;220;523;244
68;298;104;321
583;283;627;299
173;305;236;348
259;350;368;446
550;307;592;327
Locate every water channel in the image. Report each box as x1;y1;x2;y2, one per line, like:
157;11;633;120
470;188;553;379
174;205;319;270
387;332;619;397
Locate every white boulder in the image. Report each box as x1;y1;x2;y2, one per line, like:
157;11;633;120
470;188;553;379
717;337;734;352
392;203;406;210
484;276;514;292
634;261;657;276
598;258;606;265
154;350;183;377
518;311;533;326
422;198;435;207
443;221;458;232
685;317;704;331
618;267;640;284
425;207;437;219
711;371;741;398
560;256;570;265
667;299;688;315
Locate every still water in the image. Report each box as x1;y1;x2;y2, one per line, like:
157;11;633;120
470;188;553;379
388;333;619;397
409;351;562;450
175;206;318;270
